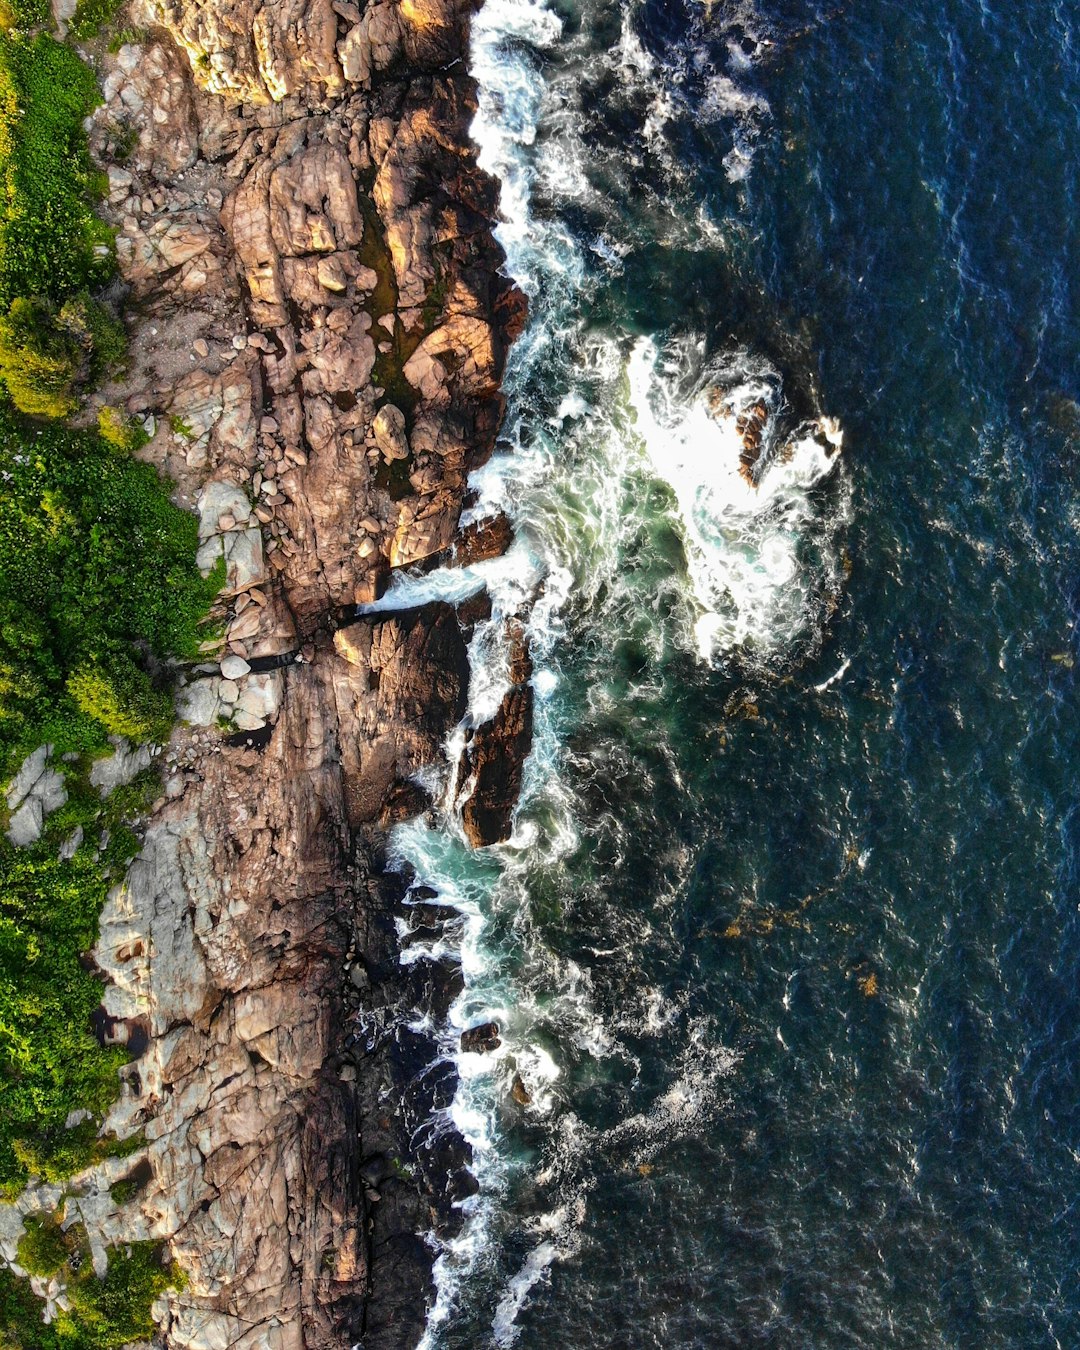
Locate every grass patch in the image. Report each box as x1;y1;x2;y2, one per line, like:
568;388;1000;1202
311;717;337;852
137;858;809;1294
105;28;148;54
167;414;195;440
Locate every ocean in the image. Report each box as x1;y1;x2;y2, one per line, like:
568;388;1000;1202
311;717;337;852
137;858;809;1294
373;0;1080;1344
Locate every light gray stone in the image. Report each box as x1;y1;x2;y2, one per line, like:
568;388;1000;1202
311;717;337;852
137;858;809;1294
90;737;156;795
176;681;220;727
223;527;266;593
197;481;251;540
220;655;251;681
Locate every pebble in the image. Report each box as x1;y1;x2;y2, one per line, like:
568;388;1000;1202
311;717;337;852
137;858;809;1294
193;338;210;359
207;188;223;209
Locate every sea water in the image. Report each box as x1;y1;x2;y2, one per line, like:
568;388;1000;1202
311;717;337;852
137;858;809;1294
388;0;1080;1345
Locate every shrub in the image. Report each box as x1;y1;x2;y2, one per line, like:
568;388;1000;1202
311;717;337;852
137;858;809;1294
0;35;109;310
65;1242;182;1344
60;297;125;384
1;1233;184;1348
0;410;221;768
15;1215;72;1279
95;406;145;454
0;35;118;417
107;1178;137;1206
0;299;83;419
0;838;130;1189
67;652;172;743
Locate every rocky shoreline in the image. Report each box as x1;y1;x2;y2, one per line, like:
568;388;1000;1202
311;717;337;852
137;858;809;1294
54;0;526;1343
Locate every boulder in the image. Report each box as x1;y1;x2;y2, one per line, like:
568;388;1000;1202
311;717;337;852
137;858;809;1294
460;1022;501;1054
220;654;251;681
372;404;409;461
459;624;533;847
453;512;512;568
90;738;156;795
5;746;67;846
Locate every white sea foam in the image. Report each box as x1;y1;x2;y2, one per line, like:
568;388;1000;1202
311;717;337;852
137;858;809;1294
404;0;848;1343
628;335;844;662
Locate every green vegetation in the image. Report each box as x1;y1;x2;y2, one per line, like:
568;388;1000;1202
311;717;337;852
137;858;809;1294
0;781;148;1191
2;1223;184;1348
68;0;123;41
0;11;213;1349
95;406;147;454
166;414;195;440
0;33;118;417
0;410;222;771
105;28;148;54
67;657;173;742
106;1178;137;1206
0;0;50;35
15;1216;69;1278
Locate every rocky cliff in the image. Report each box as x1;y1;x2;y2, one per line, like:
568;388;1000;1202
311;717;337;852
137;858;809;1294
75;0;526;1343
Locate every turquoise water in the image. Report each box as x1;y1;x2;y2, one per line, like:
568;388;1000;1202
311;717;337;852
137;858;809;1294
395;0;1080;1345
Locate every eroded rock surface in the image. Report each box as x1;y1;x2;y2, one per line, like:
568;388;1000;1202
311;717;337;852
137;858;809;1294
64;1;529;1344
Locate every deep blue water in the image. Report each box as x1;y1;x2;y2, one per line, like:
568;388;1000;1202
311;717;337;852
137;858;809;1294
408;0;1080;1345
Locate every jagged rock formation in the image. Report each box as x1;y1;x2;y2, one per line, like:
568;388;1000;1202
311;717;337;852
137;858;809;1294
77;1;527;1345
458;619;533;847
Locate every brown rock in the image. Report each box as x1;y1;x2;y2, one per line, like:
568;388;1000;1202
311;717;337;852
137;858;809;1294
453;511;512;567
460;1021;501;1054
460;684;533;848
372;403;409;461
79;1;529;1343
